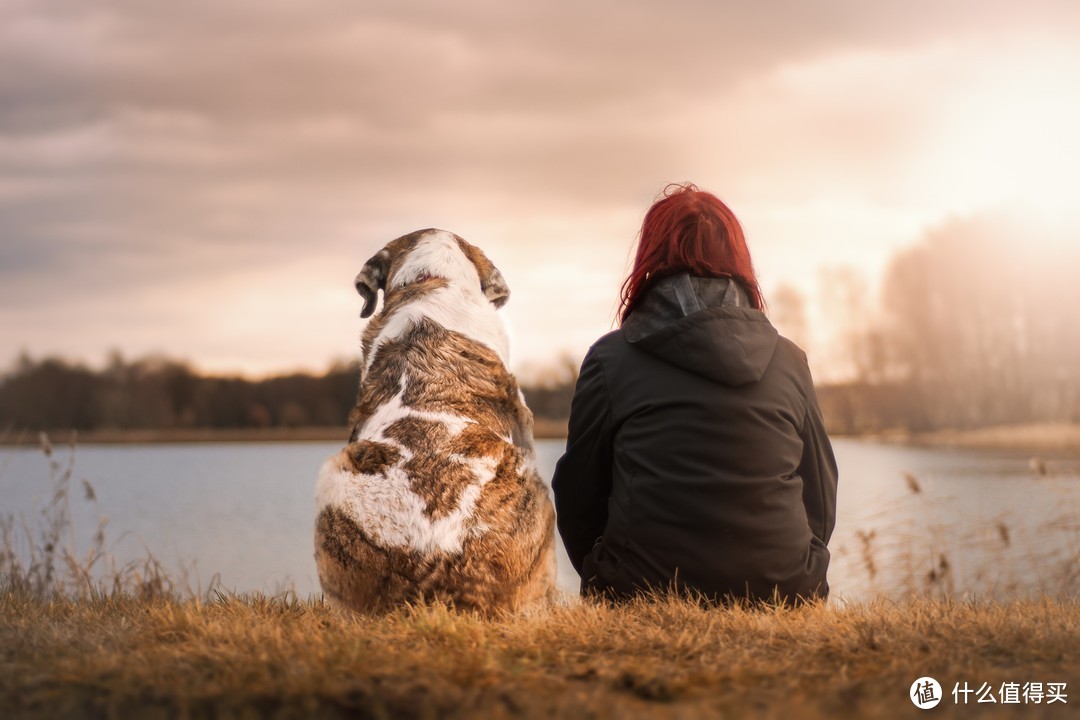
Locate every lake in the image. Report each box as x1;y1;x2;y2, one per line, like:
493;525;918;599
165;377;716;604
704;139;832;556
2;438;1078;602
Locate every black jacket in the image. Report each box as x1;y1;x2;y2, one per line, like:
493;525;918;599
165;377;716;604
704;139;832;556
551;273;837;604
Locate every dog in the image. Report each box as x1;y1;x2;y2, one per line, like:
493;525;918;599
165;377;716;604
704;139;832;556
314;228;556;614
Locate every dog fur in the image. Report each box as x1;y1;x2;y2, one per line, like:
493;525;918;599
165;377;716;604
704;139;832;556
314;229;556;614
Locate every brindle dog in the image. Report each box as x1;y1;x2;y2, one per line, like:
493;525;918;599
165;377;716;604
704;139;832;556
314;229;556;614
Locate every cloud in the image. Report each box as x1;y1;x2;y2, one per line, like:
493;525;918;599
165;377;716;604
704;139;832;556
2;0;1080;373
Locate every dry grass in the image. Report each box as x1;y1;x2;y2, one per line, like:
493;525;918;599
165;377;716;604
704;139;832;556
0;434;189;600
2;591;1077;719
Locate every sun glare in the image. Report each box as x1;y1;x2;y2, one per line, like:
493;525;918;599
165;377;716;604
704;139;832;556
925;45;1080;217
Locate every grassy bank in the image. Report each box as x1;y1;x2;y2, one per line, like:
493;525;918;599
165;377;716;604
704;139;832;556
2;591;1077;719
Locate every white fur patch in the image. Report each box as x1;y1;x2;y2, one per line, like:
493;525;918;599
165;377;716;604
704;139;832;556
365;231;510;372
391;230;475;289
315;382;506;555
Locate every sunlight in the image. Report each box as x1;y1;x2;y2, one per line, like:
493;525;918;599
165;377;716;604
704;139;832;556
923;42;1080;221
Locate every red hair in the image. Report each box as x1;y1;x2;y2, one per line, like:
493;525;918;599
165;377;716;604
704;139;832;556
619;183;764;323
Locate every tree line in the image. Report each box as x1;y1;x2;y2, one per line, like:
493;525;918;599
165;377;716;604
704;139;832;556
0;352;577;435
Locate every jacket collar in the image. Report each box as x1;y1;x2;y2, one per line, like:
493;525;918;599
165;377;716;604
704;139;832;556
623;273;747;344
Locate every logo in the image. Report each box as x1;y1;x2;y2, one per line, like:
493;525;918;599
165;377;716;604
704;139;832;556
911;677;943;709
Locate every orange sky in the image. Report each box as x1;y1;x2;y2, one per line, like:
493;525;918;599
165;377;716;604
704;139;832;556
2;1;1078;381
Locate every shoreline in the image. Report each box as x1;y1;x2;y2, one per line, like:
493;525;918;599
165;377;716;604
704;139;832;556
0;419;572;447
850;422;1080;456
3;421;1077;454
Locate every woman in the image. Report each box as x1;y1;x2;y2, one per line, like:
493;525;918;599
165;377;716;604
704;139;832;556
551;183;837;605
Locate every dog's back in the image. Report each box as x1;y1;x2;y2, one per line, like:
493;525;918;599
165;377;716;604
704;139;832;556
315;230;556;614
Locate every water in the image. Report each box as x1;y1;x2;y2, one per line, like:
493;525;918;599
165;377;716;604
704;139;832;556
1;439;1078;601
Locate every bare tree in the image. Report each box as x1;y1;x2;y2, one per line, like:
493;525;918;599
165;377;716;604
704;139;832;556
769;283;810;353
818;266;887;384
880;213;1079;429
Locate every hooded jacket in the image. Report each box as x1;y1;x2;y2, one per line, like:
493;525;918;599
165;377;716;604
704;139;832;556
551;273;837;603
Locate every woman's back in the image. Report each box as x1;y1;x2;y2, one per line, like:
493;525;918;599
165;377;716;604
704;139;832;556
552;273;835;603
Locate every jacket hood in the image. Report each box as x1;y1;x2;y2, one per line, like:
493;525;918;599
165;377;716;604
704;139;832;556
621;273;778;385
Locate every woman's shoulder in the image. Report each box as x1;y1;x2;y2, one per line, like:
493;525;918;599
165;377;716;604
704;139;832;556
590;329;625;351
774;334;810;367
578;329;625;362
573;330;635;382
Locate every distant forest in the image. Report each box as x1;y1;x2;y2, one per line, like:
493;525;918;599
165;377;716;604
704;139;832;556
2;214;1077;436
0;353;576;436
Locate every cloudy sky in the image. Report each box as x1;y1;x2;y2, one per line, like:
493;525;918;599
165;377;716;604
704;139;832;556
2;0;1079;380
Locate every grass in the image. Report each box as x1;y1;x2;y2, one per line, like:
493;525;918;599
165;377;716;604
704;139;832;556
2;591;1078;719
2;434;1078;718
0;433;187;601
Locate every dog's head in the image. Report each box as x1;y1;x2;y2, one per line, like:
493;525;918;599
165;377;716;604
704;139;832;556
354;229;509;319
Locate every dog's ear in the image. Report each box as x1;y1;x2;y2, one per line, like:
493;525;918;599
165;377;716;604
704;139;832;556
355;249;391;319
455;237;510;308
482;266;510;308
